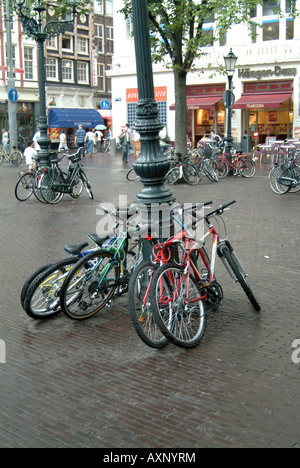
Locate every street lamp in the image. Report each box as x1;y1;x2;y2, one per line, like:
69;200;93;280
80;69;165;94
223;48;237;156
13;0;79;165
131;0;175;251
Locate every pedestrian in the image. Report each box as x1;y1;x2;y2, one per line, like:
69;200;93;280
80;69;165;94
58;131;68;152
23;140;37;172
209;130;222;147
118;124;132;163
74;124;86;157
95;128;103;153
85;128;95;158
133;129;141;159
1;129;9;151
32;128;41;151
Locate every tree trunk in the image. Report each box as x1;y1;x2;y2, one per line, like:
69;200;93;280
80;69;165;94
174;69;188;159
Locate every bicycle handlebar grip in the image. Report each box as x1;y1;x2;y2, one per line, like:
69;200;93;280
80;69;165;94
221;200;236;210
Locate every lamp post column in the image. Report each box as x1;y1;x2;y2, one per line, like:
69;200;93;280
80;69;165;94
131;0;175;246
224;74;233;155
36;33;51;166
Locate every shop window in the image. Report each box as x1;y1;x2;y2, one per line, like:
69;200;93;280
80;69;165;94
263;0;280;16
286;19;294;40
262;20;279;41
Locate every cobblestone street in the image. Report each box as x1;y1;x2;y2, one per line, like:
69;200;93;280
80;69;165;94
0;153;299;448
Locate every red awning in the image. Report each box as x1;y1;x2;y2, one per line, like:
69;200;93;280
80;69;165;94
232;93;292;109
170;95;222;110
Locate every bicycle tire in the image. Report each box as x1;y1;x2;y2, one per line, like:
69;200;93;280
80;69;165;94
165;166;181;185
15;172;35;201
182;162;200;185
33;171;49;203
0;152;3;165
126;168;139;181
203;160;219;182
150;264;207;349
20;263;54;308
39;171;64;204
23;258;78;319
80;170;94;199
211;158;228;179
70;176;84;198
269;166;290;194
60;250;120;320
10;150;23;167
219;245;260;311
238;158;256;178
128;261;168;348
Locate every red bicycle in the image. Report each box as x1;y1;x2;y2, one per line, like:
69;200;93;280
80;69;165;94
211;151;256;178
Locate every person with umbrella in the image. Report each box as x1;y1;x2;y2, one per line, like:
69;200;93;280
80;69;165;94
95;124;107;153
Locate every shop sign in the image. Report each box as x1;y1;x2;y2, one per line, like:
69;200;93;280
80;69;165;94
238;66;297;81
126;86;167;102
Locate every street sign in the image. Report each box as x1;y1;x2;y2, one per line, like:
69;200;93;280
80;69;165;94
223;90;235;107
8;88;18;103
100;100;110;110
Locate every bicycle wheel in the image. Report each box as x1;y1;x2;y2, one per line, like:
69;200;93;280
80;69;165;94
202;160;219;182
269;166;290;194
210;158;228;179
33;171;49;203
238;158;256;177
79;170;94;199
150;264;207;349
20;263;53;308
60;250;120;320
15;172;35;201
70;176;84;198
128;261;168;348
219;244;260;311
182;162;200;185
23;258;78;319
9;150;22;167
165;166;180;185
39;171;64;204
0;152;3;165
126;168;139;181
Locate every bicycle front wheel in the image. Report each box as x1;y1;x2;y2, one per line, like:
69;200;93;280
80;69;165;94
182;162;200;185
150;264;207;349
238;158;256;177
128;261;168;348
211;158;228;179
269;165;290;194
10;150;23;167
165;166;180;185
126;168;139;181
15;172;35;201
60;250;120;320
39;172;64;204
80;170;94;199
203;160;218;182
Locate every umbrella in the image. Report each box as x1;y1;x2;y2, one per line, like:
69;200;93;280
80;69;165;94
95;124;107;130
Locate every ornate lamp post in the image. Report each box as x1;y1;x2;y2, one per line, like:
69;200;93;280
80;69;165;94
13;0;79;165
223;48;237;156
131;0;175;247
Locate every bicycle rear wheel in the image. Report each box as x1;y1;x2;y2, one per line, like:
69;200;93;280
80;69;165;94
10;150;22;167
211;158;228;178
165;166;180;185
39;172;64;204
182;162;200;185
203;160;218;182
21;263;54;308
80;170;94;199
15;172;35;201
60;250;120;320
128;261;168;348
238;157;256;177
150;264;207;348
269;165;290;194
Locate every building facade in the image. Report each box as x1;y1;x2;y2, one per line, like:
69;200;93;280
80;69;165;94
109;0;300;148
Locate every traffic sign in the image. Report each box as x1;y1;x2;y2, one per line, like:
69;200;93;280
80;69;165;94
223;90;235;108
8;88;18;103
100;100;110;110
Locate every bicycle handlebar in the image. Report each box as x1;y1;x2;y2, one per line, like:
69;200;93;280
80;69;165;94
205;200;236;221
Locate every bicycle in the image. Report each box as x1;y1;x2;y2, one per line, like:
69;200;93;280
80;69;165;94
188;148;218;182
165;154;200;185
269;153;300;195
37;148;93;204
0;145;23;167
59;206;143;320
211;151;255;179
126;145;176;182
149;200;260;349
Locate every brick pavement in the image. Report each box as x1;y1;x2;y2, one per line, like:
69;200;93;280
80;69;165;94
0;152;299;448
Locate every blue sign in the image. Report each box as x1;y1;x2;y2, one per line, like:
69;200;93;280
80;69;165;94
100;100;110;110
8;88;18;103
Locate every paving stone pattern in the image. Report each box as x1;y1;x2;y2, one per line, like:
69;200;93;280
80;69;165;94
0;154;299;448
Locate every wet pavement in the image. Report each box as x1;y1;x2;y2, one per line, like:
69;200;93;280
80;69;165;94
0;151;299;448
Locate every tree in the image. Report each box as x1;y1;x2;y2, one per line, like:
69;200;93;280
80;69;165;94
120;0;286;155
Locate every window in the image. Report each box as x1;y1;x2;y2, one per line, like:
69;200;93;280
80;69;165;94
95;25;104;53
250;23;257;43
62;35;73;52
106;64;112;93
77;61;89;83
262;20;279;41
219;29;227;46
47;36;57;49
94;0;103;13
263;0;279;16
97;63;105;91
106;0;113;16
62;59;73;81
46;58;58;80
202;27;214;47
106;26;114;54
24;47;33;80
286;0;296;14
78;37;89;55
286;19;294;40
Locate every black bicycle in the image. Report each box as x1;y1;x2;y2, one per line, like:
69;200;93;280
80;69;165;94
38;148;93;204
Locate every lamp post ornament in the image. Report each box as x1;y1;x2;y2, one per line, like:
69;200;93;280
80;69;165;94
13;0;80;165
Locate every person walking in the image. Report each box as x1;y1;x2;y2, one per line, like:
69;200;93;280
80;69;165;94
118;124;132;163
74;124;86;157
133;129;141;159
32;128;41;151
58;131;68;152
1;129;9;151
85;128;95;158
95;129;103;153
23;140;37;172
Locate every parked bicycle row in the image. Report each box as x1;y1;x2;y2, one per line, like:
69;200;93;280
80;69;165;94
0;145;23;167
20;201;260;349
15;148;94;204
268;149;300;195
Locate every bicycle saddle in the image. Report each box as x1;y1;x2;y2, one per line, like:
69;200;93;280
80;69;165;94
64;242;89;255
87;233;114;246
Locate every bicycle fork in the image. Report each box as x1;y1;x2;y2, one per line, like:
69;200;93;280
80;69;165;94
218;240;248;282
